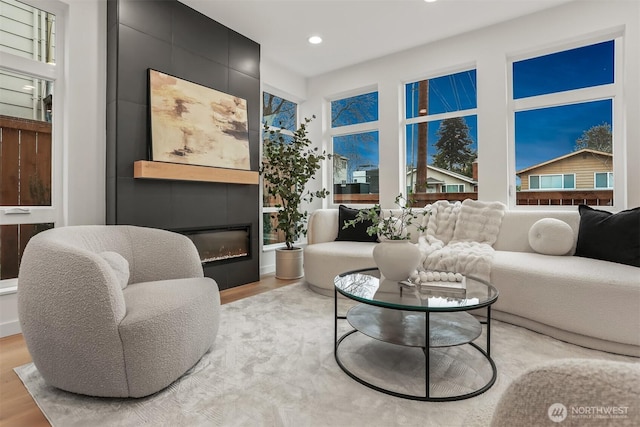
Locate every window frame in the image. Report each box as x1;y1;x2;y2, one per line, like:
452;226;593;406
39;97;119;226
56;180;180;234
261;87;299;250
443;184;465;193
0;0;66;289
403;66;478;196
328;86;380;207
508;32;624;210
594;171;614;189
528;173;576;190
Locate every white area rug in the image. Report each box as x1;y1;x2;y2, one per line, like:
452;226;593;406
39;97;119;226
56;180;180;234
15;283;638;426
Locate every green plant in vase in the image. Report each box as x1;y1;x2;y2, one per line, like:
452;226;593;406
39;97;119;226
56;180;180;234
343;193;428;281
342;193;427;241
260;115;331;278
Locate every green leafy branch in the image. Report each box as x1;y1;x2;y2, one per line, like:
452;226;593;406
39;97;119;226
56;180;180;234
260;116;331;249
343;193;428;241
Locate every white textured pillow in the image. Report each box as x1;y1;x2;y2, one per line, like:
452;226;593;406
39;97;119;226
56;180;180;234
99;251;130;289
528;218;574;256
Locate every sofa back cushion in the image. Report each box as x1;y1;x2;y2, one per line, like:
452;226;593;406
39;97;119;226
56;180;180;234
335;205;379;242
575;205;640;267
493;211;580;253
308;208;427;245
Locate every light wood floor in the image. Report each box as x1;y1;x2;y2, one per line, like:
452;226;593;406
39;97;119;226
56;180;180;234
0;275;299;427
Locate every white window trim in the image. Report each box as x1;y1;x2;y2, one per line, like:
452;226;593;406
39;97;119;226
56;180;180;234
402;69;478;197
328;89;380;208
508;32;624;210
0;0;67;288
261;89;298;250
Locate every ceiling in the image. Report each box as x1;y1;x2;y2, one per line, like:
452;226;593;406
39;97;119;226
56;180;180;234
180;0;573;78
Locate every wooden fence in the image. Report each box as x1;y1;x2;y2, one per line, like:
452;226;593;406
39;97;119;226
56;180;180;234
515;190;613;206
336;190;613;207
0;115;53;279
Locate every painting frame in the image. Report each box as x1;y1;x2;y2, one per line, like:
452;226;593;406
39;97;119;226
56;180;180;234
148;69;251;170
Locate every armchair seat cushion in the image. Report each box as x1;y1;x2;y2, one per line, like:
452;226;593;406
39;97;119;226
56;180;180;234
120;277;220;397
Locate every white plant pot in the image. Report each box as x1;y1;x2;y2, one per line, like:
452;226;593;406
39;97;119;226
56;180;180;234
373;239;421;281
275;247;304;279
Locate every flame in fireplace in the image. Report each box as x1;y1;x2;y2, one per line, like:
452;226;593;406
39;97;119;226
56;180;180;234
179;226;250;265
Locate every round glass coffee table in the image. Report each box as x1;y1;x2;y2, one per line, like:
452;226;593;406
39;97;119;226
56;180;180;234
334;267;498;401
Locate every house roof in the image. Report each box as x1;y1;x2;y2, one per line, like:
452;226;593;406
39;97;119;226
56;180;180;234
407;165;476;184
516;148;612;175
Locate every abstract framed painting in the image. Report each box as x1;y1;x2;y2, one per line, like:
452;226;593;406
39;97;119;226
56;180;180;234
148;69;250;170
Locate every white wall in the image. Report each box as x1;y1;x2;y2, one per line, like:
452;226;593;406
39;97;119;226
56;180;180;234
0;0;106;338
301;0;640;210
64;0;107;226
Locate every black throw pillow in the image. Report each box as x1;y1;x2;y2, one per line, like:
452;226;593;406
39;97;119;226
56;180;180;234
574;204;640;267
335;205;379;242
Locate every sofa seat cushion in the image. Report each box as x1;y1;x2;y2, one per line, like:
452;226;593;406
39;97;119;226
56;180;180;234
119;277;220;397
304;241;377;295
491;251;640;347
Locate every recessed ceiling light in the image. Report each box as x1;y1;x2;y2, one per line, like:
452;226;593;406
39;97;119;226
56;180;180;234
308;35;323;45
424;0;437;3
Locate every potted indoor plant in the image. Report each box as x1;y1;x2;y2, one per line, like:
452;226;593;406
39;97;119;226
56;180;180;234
260;115;331;279
343;194;427;280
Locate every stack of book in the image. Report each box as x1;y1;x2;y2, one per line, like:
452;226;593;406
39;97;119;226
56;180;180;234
400;273;467;299
418;276;466;295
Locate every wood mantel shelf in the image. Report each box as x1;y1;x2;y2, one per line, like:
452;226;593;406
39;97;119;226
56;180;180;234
133;160;259;185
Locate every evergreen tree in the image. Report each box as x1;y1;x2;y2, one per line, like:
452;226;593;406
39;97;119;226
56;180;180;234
574;123;612;153
432;117;476;177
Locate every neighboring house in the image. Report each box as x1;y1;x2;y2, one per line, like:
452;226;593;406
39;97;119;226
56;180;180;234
516;149;613;191
406;165;477;193
333;155;348;185
0;0;54;121
333;157;380;194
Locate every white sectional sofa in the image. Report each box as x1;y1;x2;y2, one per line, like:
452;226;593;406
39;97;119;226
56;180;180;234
303;208;640;357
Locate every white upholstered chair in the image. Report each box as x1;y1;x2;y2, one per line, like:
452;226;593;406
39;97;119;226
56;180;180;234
18;225;220;398
491;359;640;426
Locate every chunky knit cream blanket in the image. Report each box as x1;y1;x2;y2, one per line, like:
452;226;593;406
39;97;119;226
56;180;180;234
417;199;506;282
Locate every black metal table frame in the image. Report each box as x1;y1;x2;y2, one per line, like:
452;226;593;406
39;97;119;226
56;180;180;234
333;270;498;402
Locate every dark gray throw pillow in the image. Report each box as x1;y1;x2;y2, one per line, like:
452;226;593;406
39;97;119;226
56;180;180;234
335;205;379;242
575;205;640;267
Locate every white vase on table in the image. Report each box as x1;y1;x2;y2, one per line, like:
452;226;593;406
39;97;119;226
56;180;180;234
373;239;421;281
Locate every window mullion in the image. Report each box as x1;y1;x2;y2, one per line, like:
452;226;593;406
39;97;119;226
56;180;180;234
405;108;478;125
0;52;57;81
513;84;615;112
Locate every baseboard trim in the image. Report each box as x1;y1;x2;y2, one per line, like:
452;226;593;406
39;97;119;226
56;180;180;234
0;320;21;338
260;264;275;276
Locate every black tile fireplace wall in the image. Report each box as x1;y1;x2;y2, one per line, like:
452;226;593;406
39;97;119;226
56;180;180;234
106;0;261;290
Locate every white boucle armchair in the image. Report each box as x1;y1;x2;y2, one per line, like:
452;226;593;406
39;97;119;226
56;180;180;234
17;225;220;398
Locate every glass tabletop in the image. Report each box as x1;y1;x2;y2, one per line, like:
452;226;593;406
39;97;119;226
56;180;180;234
334;268;498;312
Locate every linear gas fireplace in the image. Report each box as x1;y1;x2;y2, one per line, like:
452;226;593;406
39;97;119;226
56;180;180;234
176;225;251;265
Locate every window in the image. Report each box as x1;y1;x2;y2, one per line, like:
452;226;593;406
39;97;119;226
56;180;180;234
594;172;613;189
330;91;379;204
512;39;618;206
1;0;64;285
405;69;478;203
443;184;464;193
261;91;296;247
528;174;575;190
